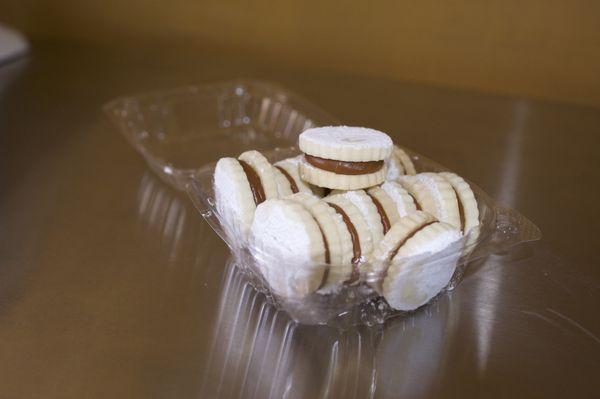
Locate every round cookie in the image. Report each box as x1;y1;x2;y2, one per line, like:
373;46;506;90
397;173;461;229
366;186;402;232
438;172;480;252
274;155;314;195
393;146;417;175
288;192;354;290
386;145;417;180
300;161;387;190
238;150;279;200
324;194;374;281
384;221;462;311
369;211;437;279
332;190;385;247
380;181;418;218
299;126;393;161
438;172;479;234
214;157;257;240
299;126;393;190
250;199;326;298
385;155;405;181
214;150;278;241
272;166;294;197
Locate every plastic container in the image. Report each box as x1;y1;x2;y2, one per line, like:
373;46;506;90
105;79;541;326
104;80;337;190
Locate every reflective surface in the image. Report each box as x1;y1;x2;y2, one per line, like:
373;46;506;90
0;42;599;398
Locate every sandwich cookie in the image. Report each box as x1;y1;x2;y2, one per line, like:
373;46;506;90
299;126;393;190
272;166;294;197
380;181;418;218
397;173;461;229
438;172;479;234
324;194;374;282
438;172;480;249
250;199;326;298
213;150;278;239
383;218;462;311
369;211;437;278
273;155;315;196
331;189;386;247
369;211;461;310
386;145;417;180
288;193;354;291
364;186;397;235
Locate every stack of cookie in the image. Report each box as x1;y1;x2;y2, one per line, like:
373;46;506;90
213;126;480;311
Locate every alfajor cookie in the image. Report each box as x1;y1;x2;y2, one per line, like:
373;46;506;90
438;172;479;235
397;173;461;229
214;150;278;240
369;211;437;278
299;126;393;190
273;155;315;196
332;189;386;247
380;181;418;218
324;193;374;282
383;220;462;311
368;211;462;310
250;199;326;298
288;192;354;290
272;166;294;197
386;145;417;180
238;150;279;199
365;185;409;234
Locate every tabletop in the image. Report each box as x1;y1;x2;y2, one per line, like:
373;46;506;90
0;41;599;399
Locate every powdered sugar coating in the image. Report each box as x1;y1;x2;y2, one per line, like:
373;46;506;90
385;156;405;180
384;222;462;311
272;166;294;197
381;181;417;217
299;126;393;161
395;222;462;259
274;155;313;194
214;157;256;241
415;173;460;228
250;199;325;298
338;190;384;244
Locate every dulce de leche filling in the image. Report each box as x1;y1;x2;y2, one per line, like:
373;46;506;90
366;192;391;234
387;221;437;267
274;166;299;193
327;203;361;265
238;160;266;205
305;154;384;175
327;203;361;284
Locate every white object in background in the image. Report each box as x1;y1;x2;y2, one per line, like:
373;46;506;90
0;25;28;65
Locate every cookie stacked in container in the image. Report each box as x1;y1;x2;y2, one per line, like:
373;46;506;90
213;126;480;311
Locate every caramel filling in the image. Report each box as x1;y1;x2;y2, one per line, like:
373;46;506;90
315;218;330;288
305;154;384;175
238;160;266;205
366;192;391;234
327;203;361;284
413;197;422;211
388;221;437;267
275;166;299;194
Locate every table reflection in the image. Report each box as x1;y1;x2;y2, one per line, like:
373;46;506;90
136;170;465;398
198;256;461;399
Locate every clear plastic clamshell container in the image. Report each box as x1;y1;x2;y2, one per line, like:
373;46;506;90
105;80;337;191
105;79;541;326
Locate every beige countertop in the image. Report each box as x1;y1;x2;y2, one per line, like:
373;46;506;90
0;41;598;398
